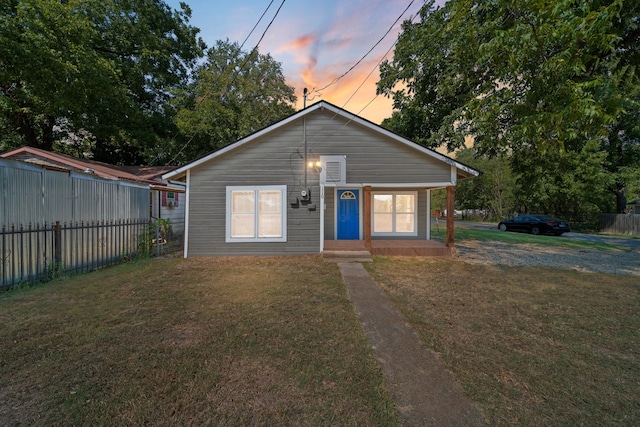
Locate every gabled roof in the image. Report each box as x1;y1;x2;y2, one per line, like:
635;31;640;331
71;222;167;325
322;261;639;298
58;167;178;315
1;146;174;185
163;100;480;180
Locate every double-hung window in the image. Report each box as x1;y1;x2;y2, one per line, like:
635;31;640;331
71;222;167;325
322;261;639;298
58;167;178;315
372;191;418;236
226;186;287;242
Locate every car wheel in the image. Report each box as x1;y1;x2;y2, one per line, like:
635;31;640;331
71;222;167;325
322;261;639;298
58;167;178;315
499;224;507;232
531;226;541;235
555;232;563;236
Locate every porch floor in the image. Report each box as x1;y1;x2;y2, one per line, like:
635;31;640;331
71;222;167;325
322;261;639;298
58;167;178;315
323;240;453;257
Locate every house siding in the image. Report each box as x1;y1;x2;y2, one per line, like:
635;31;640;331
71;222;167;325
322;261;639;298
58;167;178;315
304;111;452;184
187;121;321;256
324;189;335;241
185;108;457;256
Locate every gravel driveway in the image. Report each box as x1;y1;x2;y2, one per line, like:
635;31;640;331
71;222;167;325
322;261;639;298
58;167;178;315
456;240;640;276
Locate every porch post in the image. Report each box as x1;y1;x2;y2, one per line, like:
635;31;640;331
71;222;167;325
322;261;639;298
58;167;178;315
426;189;431;241
364;186;372;248
319;185;325;252
445;185;456;255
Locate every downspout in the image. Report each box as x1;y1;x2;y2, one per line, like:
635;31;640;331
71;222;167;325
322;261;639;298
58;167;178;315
320;185;325;252
426;189;431;240
183;169;191;259
303;88;308;188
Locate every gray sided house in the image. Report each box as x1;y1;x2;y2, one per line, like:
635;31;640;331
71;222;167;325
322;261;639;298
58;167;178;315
163;101;480;257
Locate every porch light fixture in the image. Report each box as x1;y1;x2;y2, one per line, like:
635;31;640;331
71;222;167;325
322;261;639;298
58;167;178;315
308;160;322;173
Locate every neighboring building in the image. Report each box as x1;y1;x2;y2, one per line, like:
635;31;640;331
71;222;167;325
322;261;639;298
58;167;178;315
163;101;480;257
1;146;185;237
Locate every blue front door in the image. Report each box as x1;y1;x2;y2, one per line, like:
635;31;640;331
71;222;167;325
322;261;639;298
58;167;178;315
337;189;359;240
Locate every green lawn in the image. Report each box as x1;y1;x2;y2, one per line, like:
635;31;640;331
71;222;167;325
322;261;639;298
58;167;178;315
3;233;638;426
433;223;627;251
366;256;640;426
0;256;399;426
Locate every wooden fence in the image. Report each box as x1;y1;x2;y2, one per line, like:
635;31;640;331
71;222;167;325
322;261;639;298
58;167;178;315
599;214;640;235
0;219;169;290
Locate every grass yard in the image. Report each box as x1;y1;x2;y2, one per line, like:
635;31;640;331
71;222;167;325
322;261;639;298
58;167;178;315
0;256;399;426
3;233;638;426
366;257;640;426
434;224;627;251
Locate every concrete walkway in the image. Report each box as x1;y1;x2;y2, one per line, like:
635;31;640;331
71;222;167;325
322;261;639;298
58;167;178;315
337;262;487;426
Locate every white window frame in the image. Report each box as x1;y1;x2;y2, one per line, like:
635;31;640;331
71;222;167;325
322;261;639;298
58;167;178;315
371;191;418;237
226;185;287;243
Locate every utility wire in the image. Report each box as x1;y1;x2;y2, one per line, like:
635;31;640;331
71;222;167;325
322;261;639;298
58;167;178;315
166;0;287;166
350;3;426;115
341;29;398;109
239;0;275;50
232;0;286;83
309;0;417;97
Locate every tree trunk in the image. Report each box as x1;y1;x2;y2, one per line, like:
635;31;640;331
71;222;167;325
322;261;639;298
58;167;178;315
39;116;55;151
614;187;627;213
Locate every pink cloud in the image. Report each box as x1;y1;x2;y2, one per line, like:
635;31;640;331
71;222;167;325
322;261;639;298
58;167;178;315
262;0;427;122
279;33;316;51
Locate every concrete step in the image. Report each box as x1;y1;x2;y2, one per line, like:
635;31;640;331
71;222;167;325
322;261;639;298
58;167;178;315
322;250;373;263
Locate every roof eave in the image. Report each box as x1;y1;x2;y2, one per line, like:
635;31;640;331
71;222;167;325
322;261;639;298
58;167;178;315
162;101;482;179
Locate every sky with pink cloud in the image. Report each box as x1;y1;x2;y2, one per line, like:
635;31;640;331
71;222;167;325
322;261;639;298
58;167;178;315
165;0;445;124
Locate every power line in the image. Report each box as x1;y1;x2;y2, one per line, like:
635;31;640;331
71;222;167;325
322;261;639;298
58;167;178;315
349;3;426;115
239;0;275;50
341;27;398;109
233;0;286;81
252;0;286;53
166;0;287;166
309;0;418;97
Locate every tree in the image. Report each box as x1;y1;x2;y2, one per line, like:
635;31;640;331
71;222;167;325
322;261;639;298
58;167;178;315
171;40;297;163
455;148;515;220
378;0;640;215
0;0;205;164
377;0;482;152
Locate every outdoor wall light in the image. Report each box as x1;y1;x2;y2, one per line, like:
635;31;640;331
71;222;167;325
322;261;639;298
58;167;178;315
308;160;322;173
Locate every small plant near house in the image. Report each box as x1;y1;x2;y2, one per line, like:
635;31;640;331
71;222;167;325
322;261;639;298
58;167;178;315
136;218;172;258
44;260;65;281
155;218;172;242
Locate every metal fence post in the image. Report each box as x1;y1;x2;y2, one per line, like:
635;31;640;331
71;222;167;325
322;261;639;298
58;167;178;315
155;222;160;257
54;221;62;266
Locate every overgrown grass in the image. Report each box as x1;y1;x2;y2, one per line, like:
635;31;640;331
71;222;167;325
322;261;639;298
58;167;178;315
0;256;399;426
366;257;640;426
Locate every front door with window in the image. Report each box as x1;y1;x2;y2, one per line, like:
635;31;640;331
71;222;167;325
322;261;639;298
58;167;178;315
337;189;359;239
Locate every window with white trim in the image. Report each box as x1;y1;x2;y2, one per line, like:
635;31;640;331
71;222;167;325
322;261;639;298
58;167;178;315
372;191;417;236
226;186;287;242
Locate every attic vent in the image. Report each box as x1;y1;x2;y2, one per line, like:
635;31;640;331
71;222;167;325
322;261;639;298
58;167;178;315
320;155;346;185
326;162;342;181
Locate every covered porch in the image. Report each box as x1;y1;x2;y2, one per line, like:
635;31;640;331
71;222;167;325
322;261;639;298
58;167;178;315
321;185;457;257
